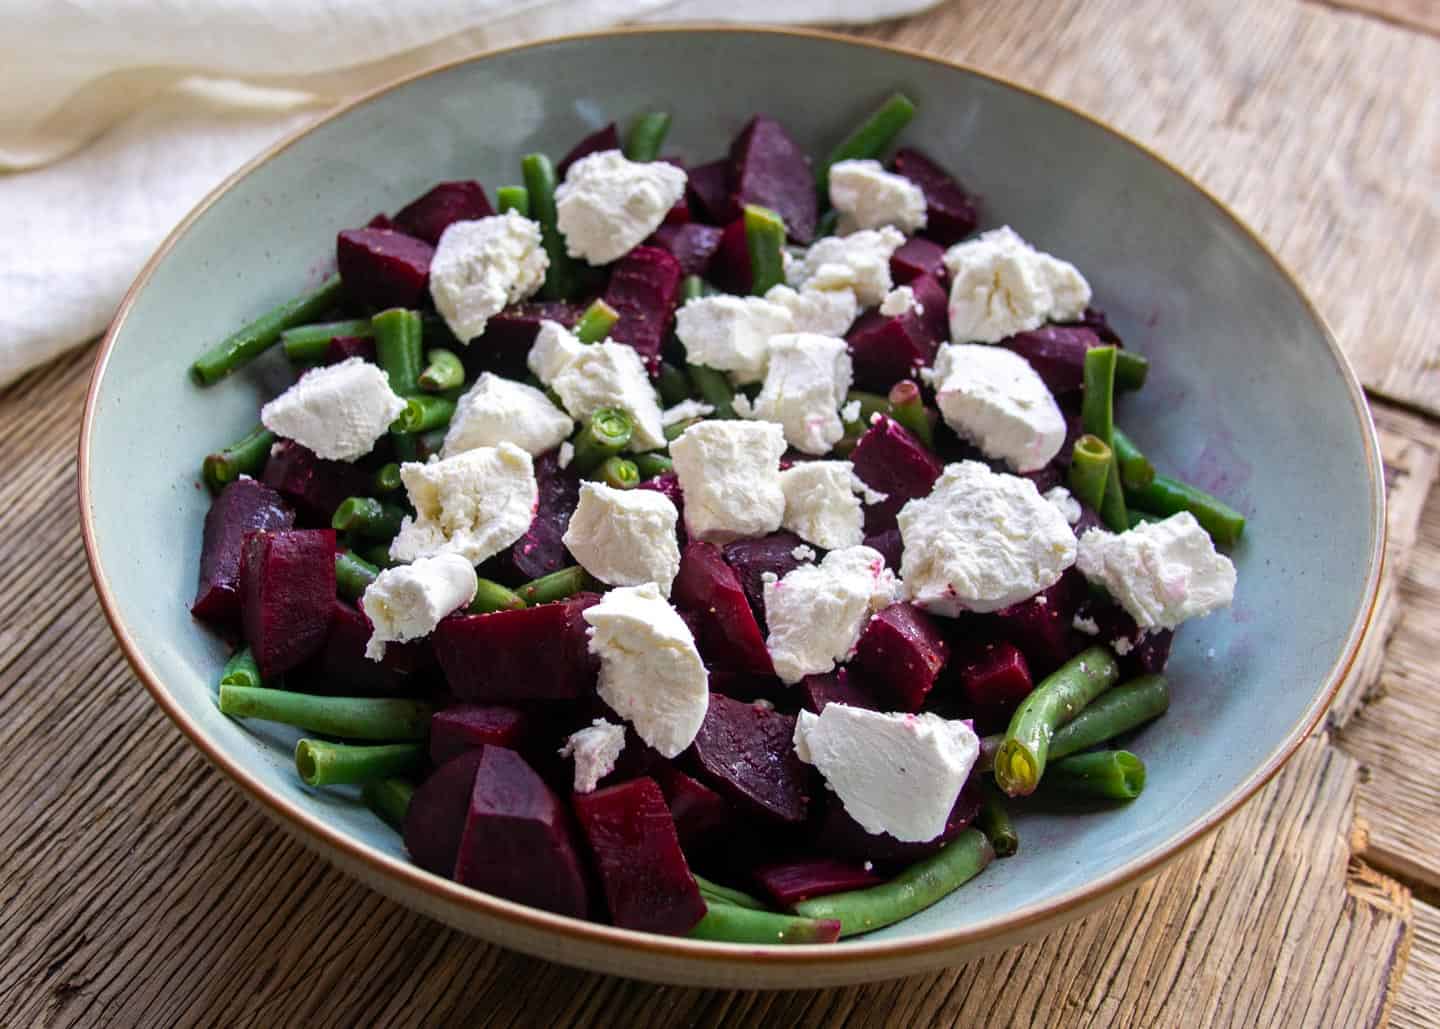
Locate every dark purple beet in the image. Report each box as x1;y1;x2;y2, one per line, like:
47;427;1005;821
850;415;943;533
890;236;948;286
507;449;579;580
892;147;978;245
324;335;377;365
847;310;936;393
1074;305;1123;344
663;193;691;226
853;602;950;711
909;273;950;347
816;777;982;864
309;600;424;696
262;440;373;525
433;593;600;702
367;212;395;230
453;747;590;918
753;859;882;907
430;704;529;765
729;115;817;243
557;123;620;178
1129;629;1174;675
864;528;903;572
655;766;731;851
706;217;751;295
636;472;685;546
799;668;879;714
721;531;804;631
1074;598;1175;676
464;301;583;380
647;222;724;277
994;568;1087;677
1000;326;1104;394
393;180;494;245
192;479;294;624
336;227;433;310
1072;502;1105;540
602;245;682;375
404;749;484;876
672;542;772;677
572;777;706;935
954;640;1033;732
685;159;737;224
239;529;336;681
690;694;810;824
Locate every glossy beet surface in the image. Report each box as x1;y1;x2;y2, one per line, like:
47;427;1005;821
799;669;880;713
310;600;423;696
994;568;1088;677
690;694;810;824
192;479;294;624
721;531;805;632
656;766;731;851
954;641;1033;733
430;705;529;765
685;159;736;225
239;528;335;681
892;147;978;245
890;236;947;285
672;542;772;676
649;223;725;277
1001;326;1105;394
335;227;433;310
602;245;682;374
817;778;982;865
853;602;950;711
404;748;484;876
557;123;620;177
729;115;817;243
753;858;883;907
324;334;377;365
261;440;372;525
507;449;579;581
465;301;583;381
850;415;943;533
847;309;937;393
433;594;600;702
392;180;494;244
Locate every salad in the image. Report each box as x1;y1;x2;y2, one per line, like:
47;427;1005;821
188;94;1244;944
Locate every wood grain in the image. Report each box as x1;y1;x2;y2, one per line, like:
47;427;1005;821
1394;900;1440;1028
1312;0;1440;37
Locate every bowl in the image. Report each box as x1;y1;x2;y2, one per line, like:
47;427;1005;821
79;26;1384;987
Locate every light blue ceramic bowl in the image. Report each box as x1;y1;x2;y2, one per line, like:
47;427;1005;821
79;27;1384;988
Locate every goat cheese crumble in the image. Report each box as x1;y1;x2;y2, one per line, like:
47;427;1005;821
669;420;787;543
555;150;687;265
930;342;1067;473
442;372;573;458
260;357;406;462
828;159;928;236
361;553;477;661
429;212;549;341
559;719;627;794
389;443;538;565
1076;511;1237;629
563;481;682;595
943;226;1091;343
764;545;900;684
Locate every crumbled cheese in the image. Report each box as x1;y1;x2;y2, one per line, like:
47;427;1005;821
786;227;906;307
1076;512;1237;630
840;399;862;423
583;583;709;758
661;398;715;427
779;461;865;550
763;284;860;338
260;357;405;462
1045;485;1084;525
791;544;817;562
879;285;921;318
527;318;587;384
748;333;853;455
429;212;548;341
558;440;575;469
929;343;1067;473
1111;636;1135;656
669;420;786;543
559;719;627;794
361;553;476;661
764;545;900;683
674;294;794;384
389;443;538;564
441;372;573;459
943;226;1092;343
898;460;1076;615
1073;614;1101;635
527;321;666;450
562;481;682;595
827;159;928;236
793;704;978;842
555;150;687;265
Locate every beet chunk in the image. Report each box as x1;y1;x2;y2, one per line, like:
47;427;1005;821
847;310;936;393
192;479;294;624
637;471;685;545
454;747;590;918
753;858;882;907
310;600;424;696
892;147;978;245
1074;598;1175;676
995;568;1087;677
1000;326;1104;395
404;749;484;876
850;415;943;533
706;216;752;295
816;778;982;865
685;159;737;224
239;529;336;681
909;273;950;347
691;694;810;824
434;594;600;702
557;122;620;178
864;528;903;572
648;222;725;278
721;531;804;631
729;115;817;243
853;602;950;711
799;668;879;714
262;440;372;525
890;236;948;286
465;301;583;380
672;542;772;676
602;245;683;374
324;334;377;365
336;227;434;310
954;640;1033;732
573;778;706;935
656;766;731;851
430;705;529;765
507;449;580;580
1075;305;1123;344
393;180;494;245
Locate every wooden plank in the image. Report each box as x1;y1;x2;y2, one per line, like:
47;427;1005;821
1312;0;1440;37
1394;900;1440;1029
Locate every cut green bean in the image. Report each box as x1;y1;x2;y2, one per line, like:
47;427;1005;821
332;497;406;539
680;274;706;305
818;92;917;193
843;390;892;433
1068;434;1113;513
191;274;343;385
1126;510;1163;529
574;298;620;344
1111;428;1156;489
221;685;433;741
1124;475;1246;546
371;462;403;495
688;901;840;944
687;364;736;419
595;456;640;490
814;208;839;240
693;874;768;911
281;319;374;363
743;204;787;295
1115;350;1149;391
994;646;1121;797
977;783;1019;858
517;565;590;606
664;416;704;442
887;380;934;449
496;185;530;217
624;111;672;163
218;647;261;690
202;424;275;494
371;308;424;396
795;829;993;938
657;362;692;407
522;153;577;300
632;452;674;480
295;740;424;787
363;778;415;831
571;408;634;474
1083;345;1128;531
1048;675;1170;759
1041;750;1147;802
470;578;526;614
357;544;399;571
392;394;456;434
335;550;381;601
417;348;464;392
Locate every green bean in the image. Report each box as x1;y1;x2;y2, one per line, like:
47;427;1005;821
680;274;706;305
1124;475;1246;546
664;417;704;442
657;362;692;407
1068;434;1113;513
688;901;841;944
363;778;415;831
370;308;424;396
201;424;275;494
843;390;892;433
470;578;526;614
743;204;787;295
814;208;839;240
818;92;917;193
517;565;590;606
632;452;673;480
357;543;399;571
574;298;620;344
1041;750;1147;802
794;829;993;938
624;111;672;163
1115;350;1149;391
332;497;406;539
335;550;380;601
191;274;343;385
887;380;934;448
496;185;530;217
687;364;736;419
571;408;634;474
218;647;261;690
417;348;464;392
221;685;432;741
1082;346;1128;531
281;319;374;363
994;646;1120;797
693;874;768;911
1111;428;1155;489
977;783;1019;857
295;740;424;787
392;394;456;434
1047;675;1170;759
371;462;403;495
1126;510;1162;529
522;152;576;299
594;456;640;490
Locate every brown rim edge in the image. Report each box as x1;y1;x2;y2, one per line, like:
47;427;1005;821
78;24;1387;969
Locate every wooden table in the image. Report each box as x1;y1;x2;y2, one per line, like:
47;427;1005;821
3;0;1437;1024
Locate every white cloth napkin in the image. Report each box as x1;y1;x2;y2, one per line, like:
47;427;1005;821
0;1;936;390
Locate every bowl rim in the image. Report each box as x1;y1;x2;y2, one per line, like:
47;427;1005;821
78;23;1386;966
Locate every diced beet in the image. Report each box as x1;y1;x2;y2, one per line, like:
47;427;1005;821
663;193;691;226
336;227;434;310
954;640;1033;732
1130;629;1174;675
573;778;706;935
753;858;882;907
636;472;685;546
433;593;600;702
721;531;804;631
261;440;373;525
311;600;424;695
909;273;950;346
192;479;294;624
672;542;772;676
847;310;936;393
655;766;731;851
892;147;978;246
729;115;817;243
648;222;724;277
465;301;583;380
850;415;943;533
324;334;376;365
706;217;751;295
1072;503;1105;540
994;568;1088;677
799;668;879;714
853;602;950;711
454;747;590;918
430;704;529;765
239;529;336;681
890;236;948;286
602;246;682;374
685;159;737;225
1074;598;1175;676
366;212;395;230
557;123;620;178
1000;325;1104;394
816;777;982;864
690;694;810;824
507;449;579;580
864;528;903;572
392;181;494;245
404;749;483;876
1075;305;1123;344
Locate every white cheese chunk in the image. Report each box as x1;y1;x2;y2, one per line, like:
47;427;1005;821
260;357;406;462
555;149;687;265
828;159;927;236
791;544;817;562
674;294;794;384
558;440;575;469
442;372;573;459
527;318;587;384
763;284;860;338
1045;486;1084;525
879;284;920;318
898;460;1076;615
779;461;865;550
793;704;979;842
389;443;538;565
749;332;853;456
943;226;1092;343
661;398;714;426
669;420;786;543
764;545;900;684
1073;614;1101;635
1076;511;1237;630
559;719;627;794
562;481;682;595
583;583;709;758
786;227;905;308
361;553;476;661
930;342;1067;473
429;212;548;341
527;321;666;450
